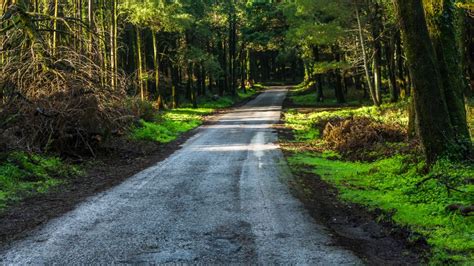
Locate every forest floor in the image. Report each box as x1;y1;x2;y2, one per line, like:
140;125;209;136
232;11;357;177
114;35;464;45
276;111;425;265
280;85;474;265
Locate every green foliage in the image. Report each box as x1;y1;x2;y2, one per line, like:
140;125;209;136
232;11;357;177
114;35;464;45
288;153;474;264
130;110;204;143
284;106;474;264
0;152;80;210
120;0;190;31
284;103;409;145
243;1;288;51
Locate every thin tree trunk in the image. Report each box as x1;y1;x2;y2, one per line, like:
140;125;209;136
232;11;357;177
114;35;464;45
386;36;399;102
136;27;144;100
355;4;379;106
152;31;161;108
52;0;58;56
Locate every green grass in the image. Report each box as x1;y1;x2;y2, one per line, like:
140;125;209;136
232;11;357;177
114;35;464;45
288;82;369;107
131;109;207;143
290;92;362;107
131;89;258;143
0;152;81;210
283;104;474;265
284;102;409;142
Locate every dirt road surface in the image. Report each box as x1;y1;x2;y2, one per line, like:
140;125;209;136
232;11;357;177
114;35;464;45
0;87;362;264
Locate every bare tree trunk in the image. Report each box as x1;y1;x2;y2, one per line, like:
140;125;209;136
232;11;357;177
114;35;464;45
136;27;144;100
52;0;58;55
152;32;161;108
355;4;379;106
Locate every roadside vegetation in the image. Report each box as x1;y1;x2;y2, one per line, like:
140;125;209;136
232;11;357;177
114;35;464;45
0;152;81;210
282;98;473;264
130;89;258;143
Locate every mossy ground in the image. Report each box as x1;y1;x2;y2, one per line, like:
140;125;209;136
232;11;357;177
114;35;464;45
0;152;81;210
283;93;474;265
130;88;258;143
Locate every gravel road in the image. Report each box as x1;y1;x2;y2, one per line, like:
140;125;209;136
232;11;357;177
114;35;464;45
0;87;362;264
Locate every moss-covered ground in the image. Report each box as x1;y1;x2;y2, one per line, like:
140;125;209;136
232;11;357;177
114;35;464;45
0;152;81;210
282;88;474;265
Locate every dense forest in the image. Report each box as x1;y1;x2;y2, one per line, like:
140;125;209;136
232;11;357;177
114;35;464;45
0;0;473;264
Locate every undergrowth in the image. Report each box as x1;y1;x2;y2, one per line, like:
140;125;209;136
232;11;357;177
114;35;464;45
0;152;81;210
283;103;474;265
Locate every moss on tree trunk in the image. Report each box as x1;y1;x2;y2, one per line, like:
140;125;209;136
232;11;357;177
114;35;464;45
423;0;471;147
394;0;456;164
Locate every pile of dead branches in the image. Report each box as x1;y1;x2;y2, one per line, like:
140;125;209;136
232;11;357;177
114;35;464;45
0;46;133;156
322;117;408;161
0;3;135;156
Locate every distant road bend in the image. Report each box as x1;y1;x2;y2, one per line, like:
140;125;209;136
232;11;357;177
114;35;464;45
0;87;362;264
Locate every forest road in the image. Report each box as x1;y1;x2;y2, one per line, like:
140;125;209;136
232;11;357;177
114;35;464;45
0;87;363;264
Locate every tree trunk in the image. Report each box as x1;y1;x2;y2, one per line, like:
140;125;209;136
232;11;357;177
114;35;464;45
152;32;161;108
52;0;59;56
136;27;144;100
386;36;399;102
424;0;471;145
355;4;379;106
394;0;456;164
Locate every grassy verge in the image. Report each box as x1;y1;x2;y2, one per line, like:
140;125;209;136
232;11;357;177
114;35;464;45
130;88;259;143
282;103;474;265
0;152;81;210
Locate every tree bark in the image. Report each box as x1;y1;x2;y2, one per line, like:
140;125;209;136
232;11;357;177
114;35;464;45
394;0;456;164
424;0;471;144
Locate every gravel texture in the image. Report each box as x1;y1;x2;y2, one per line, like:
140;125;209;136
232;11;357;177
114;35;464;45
0;87;362;265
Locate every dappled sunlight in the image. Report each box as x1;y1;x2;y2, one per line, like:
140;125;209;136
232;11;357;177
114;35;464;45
231;106;282;113
190;143;276;153
204;124;274;130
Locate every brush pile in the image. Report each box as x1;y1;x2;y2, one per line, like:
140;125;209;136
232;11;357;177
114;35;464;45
0;48;133;156
322;117;407;161
0;4;136;156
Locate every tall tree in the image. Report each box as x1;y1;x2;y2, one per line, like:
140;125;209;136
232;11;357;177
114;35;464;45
393;0;457;164
424;0;471;144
